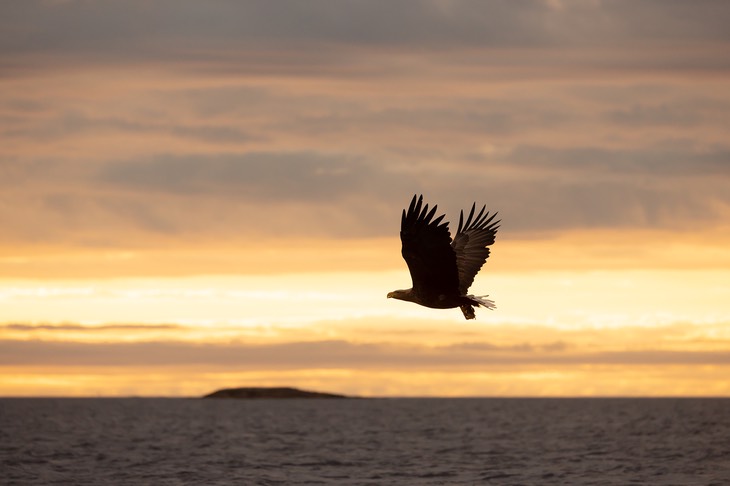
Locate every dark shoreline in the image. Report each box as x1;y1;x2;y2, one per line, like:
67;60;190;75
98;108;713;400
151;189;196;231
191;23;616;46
199;394;730;400
202;386;353;399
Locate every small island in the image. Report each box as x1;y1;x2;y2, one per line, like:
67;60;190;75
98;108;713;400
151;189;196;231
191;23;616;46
202;386;351;399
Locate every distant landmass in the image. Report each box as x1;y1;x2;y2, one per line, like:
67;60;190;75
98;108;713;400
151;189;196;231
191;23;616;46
202;387;351;399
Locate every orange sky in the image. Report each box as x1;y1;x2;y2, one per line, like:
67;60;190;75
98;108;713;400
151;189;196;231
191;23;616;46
1;1;729;396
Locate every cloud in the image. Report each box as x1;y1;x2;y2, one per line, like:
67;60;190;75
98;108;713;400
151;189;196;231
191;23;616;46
1;0;729;250
3;1;729;58
98;152;379;201
502;145;730;176
90;144;730;228
1;142;728;247
2;109;258;145
2;323;182;332
2;338;728;369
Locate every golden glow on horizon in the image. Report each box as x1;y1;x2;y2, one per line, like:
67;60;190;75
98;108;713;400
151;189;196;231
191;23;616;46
3;2;729;398
3;226;730;278
2;256;729;396
1;267;729;327
1;222;728;394
1;366;728;398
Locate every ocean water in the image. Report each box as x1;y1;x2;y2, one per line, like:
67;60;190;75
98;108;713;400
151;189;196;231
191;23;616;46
1;398;729;485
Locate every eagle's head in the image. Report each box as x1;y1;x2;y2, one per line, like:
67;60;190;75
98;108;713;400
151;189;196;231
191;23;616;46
387;289;415;302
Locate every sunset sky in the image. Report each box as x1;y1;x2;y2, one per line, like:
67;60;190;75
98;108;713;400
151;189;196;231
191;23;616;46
2;0;729;397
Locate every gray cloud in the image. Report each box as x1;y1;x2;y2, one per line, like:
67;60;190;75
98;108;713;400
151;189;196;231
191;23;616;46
271;105;527;139
98;152;380;202
3;110;258;145
2;323;183;332
2;1;729;249
501;144;730;177
3;1;729;57
2;141;727;247
606;104;701;128
1;0;729;86
2;338;728;369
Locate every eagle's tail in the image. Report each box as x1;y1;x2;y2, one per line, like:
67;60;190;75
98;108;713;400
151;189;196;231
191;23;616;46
469;294;496;310
460;295;496;319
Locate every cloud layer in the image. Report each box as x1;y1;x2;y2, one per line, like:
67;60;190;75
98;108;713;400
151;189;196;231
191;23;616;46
3;337;730;370
2;2;729;397
2;1;729;251
4;1;730;55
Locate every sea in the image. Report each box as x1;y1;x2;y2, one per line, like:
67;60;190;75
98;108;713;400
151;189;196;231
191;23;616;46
1;397;729;485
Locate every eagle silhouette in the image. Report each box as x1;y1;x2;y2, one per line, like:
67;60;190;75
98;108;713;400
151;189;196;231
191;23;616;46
387;194;500;319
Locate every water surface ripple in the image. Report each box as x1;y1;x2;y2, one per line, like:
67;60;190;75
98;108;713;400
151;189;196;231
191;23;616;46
2;398;728;485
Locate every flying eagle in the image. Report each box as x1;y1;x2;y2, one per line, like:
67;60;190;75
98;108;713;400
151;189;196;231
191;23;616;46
387;194;500;320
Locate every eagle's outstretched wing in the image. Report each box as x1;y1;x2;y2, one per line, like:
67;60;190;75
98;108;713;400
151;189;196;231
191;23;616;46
400;194;460;297
451;203;500;295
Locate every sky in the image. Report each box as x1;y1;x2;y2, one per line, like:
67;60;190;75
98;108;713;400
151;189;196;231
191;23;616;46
1;0;729;397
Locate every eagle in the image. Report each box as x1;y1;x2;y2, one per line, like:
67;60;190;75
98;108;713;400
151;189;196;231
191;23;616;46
387;194;500;320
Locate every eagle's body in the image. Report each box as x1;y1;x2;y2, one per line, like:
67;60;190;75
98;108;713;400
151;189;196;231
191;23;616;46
387;194;500;320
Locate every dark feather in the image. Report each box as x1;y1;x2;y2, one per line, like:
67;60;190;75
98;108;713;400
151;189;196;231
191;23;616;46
399;194;460;298
451;203;500;295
